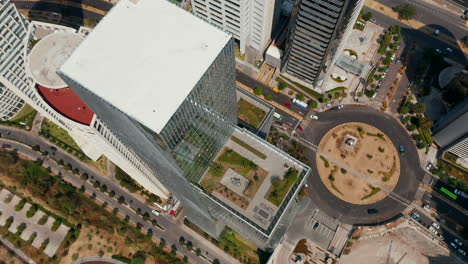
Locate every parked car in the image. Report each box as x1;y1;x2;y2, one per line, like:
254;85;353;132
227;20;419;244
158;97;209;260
450;242;458;249
423;204;431;211
297;125;304;132
432;222;440;229
458;249;466;256
310;114;318;120
446;47;453;53
370;18;376;23
151;209;160;216
454;239;463;247
284;102;291;107
2;144;11;148
429;226;437;234
411;212;420;221
313;222;320;230
367;208;378;214
337;104;344;109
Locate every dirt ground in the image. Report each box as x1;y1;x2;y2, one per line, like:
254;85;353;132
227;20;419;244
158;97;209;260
341;221;464;264
317;122;400;204
63;225;135;263
0;245;24;264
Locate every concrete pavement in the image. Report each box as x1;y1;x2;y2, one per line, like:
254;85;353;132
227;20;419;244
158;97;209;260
0;126;239;264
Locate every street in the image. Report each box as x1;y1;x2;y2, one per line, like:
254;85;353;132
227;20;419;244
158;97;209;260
0;126;237;264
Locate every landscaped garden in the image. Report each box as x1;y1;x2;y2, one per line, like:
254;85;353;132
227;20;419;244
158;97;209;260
237;99;266;129
266;168;299;206
0;149;184;264
199;147;267;209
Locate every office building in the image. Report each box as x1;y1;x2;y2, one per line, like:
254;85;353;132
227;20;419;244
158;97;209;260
434;98;468;159
0;0;170;197
59;0;309;247
281;0;364;86
191;0;283;54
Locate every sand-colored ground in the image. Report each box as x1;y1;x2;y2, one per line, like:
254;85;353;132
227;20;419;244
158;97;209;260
316;122;400;204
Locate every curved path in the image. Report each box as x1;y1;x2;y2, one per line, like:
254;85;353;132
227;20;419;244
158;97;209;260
303;105;423;225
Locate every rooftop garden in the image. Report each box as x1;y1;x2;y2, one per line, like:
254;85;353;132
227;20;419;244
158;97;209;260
266;167;299;206
200;147;267;209
237;99;266;129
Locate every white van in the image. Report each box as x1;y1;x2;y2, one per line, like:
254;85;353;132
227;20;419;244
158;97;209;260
273;112;283;120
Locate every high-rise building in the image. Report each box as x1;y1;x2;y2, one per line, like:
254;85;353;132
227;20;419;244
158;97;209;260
281;0;364;86
0;0;309;248
59;0;309;248
191;0;283;54
0;0;28;120
434;98;468;159
0;0;170;198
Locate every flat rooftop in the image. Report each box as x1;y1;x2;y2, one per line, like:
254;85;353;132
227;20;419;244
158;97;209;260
60;0;231;133
28;32;83;89
197;128;309;235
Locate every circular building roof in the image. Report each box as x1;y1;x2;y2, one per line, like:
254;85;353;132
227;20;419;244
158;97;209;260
28;32;83;89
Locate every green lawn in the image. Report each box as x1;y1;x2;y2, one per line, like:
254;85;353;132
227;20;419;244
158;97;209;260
200;148;256;192
41;119;81;150
1;104;37;130
267;168;299;206
231;136;266;159
237;99;266;128
219;228;260;263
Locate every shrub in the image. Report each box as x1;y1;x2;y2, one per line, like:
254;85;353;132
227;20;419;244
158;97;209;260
254;87;263;95
393;4;416;20
297;94;305;101
399;105;409;114
363;11;373;21
277;80;287;90
264;94;273;101
340;168;347;174
308;100;318;109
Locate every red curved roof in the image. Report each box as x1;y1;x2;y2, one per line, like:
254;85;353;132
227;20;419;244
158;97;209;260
37;85;94;125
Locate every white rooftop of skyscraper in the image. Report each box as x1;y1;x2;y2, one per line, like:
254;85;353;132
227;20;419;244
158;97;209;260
60;0;231;133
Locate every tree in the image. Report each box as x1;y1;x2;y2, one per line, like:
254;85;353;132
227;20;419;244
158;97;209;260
390;25;401;35
399;105;409;114
419;117;432;129
254;87;263;95
363;11;373;21
179;236;185;245
296;94;305;101
382;56;392;65
393;4;416;20
277;81;287;90
264;94;273;101
186;241;193;251
213;259;220;264
412;102;426;114
308;100;318;109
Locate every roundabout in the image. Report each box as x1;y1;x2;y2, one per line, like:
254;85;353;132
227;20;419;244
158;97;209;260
304;105;423;225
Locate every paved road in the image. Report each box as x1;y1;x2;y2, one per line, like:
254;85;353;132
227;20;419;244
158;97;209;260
13;1;105;19
299;105;423;224
236;70;307;123
363;6;467;64
0;126;237;264
375;0;467;40
410;207;468;260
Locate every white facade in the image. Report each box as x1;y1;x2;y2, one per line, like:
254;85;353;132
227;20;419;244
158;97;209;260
191;0;278;54
0;0;26;120
0;0;169;198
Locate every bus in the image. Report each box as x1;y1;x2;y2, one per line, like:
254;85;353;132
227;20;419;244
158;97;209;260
273;112;283;120
440;187;457;200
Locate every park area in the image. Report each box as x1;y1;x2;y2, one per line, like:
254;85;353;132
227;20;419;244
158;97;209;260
237;99;266;129
316;122;400;204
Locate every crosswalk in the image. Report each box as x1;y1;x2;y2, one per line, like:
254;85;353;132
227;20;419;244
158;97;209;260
402;204;415;215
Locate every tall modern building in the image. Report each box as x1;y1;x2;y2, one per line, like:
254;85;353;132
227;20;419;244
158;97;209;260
281;0;364;86
58;0;309;248
0;0;28;120
191;0;284;54
434;98;468;159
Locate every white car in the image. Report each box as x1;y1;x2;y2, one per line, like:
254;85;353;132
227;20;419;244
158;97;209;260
423;204;430;211
458;249;466;256
431;222;440;229
446;47;453;53
310;115;318;120
337;104;344;109
429;226;437;234
151;209;160;216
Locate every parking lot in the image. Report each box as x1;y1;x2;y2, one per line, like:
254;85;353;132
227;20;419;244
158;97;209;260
0;188;70;257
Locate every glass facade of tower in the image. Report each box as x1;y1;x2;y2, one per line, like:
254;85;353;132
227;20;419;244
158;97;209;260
160;38;238;183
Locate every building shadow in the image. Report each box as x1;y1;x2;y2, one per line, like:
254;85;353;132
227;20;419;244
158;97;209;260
12;0;112;29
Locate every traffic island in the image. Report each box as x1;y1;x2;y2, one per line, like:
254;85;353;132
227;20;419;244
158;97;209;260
316;122;401;204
